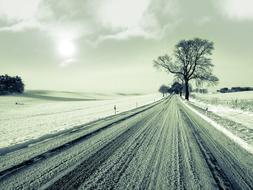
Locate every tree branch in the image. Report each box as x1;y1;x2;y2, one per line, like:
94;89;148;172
154;55;184;75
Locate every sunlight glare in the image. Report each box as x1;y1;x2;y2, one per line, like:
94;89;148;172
58;40;75;57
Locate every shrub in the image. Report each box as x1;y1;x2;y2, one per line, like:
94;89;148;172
0;75;24;95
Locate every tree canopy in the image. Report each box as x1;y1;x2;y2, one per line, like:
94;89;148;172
159;85;169;97
0;75;25;95
154;38;218;100
170;82;183;95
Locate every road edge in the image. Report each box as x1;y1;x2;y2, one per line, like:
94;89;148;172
179;98;253;155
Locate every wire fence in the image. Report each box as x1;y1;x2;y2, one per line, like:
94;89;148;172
195;97;253;112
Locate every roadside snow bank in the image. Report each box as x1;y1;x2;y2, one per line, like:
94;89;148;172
192;91;253;112
180;99;253;155
190;98;253;130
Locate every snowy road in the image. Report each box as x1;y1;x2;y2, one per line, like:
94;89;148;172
1;96;253;189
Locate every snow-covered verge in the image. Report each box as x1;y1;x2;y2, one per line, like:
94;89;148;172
0;90;162;148
190;93;253;130
191;91;253;112
188;92;253;146
180;98;253;155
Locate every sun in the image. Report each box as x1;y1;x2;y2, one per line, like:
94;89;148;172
58;40;75;57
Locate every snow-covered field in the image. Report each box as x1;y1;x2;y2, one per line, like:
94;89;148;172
182;99;253;155
190;91;253;129
192;91;253;112
189;91;253;147
190;99;253;130
0;90;162;148
2;96;253;189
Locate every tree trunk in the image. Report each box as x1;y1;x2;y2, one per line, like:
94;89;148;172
185;81;189;100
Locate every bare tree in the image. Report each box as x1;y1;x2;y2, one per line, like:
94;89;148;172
170;82;183;95
159;85;169;97
173;74;184;96
154;38;218;100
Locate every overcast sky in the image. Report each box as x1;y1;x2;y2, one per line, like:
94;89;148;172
0;0;252;93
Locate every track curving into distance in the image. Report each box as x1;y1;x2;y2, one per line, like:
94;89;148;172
1;96;253;189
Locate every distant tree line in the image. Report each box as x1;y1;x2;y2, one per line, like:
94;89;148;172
159;82;194;97
217;87;253;93
0;75;25;95
192;88;208;94
159;85;169;97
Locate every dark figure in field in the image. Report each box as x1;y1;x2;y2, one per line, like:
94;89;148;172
15;102;24;105
114;105;117;115
205;107;208;114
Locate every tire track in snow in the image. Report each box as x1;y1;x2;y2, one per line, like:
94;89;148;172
2;96;253;189
119;102;173;190
139;104;171;189
83;99;172;190
79;107;164;190
165;104;183;190
0;99;167;189
180;107;253;190
0;100;162;181
177;113;201;190
45;103;168;190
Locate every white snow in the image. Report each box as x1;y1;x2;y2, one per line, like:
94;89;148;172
193;91;253;101
0;91;162;148
190;97;253;129
180;98;253;156
192;91;253;112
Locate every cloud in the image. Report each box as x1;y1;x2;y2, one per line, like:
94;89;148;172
0;0;50;32
59;58;77;67
94;27;156;45
97;0;151;29
215;0;253;20
0;0;180;43
94;0;180;43
197;16;212;25
0;20;42;32
0;0;43;21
